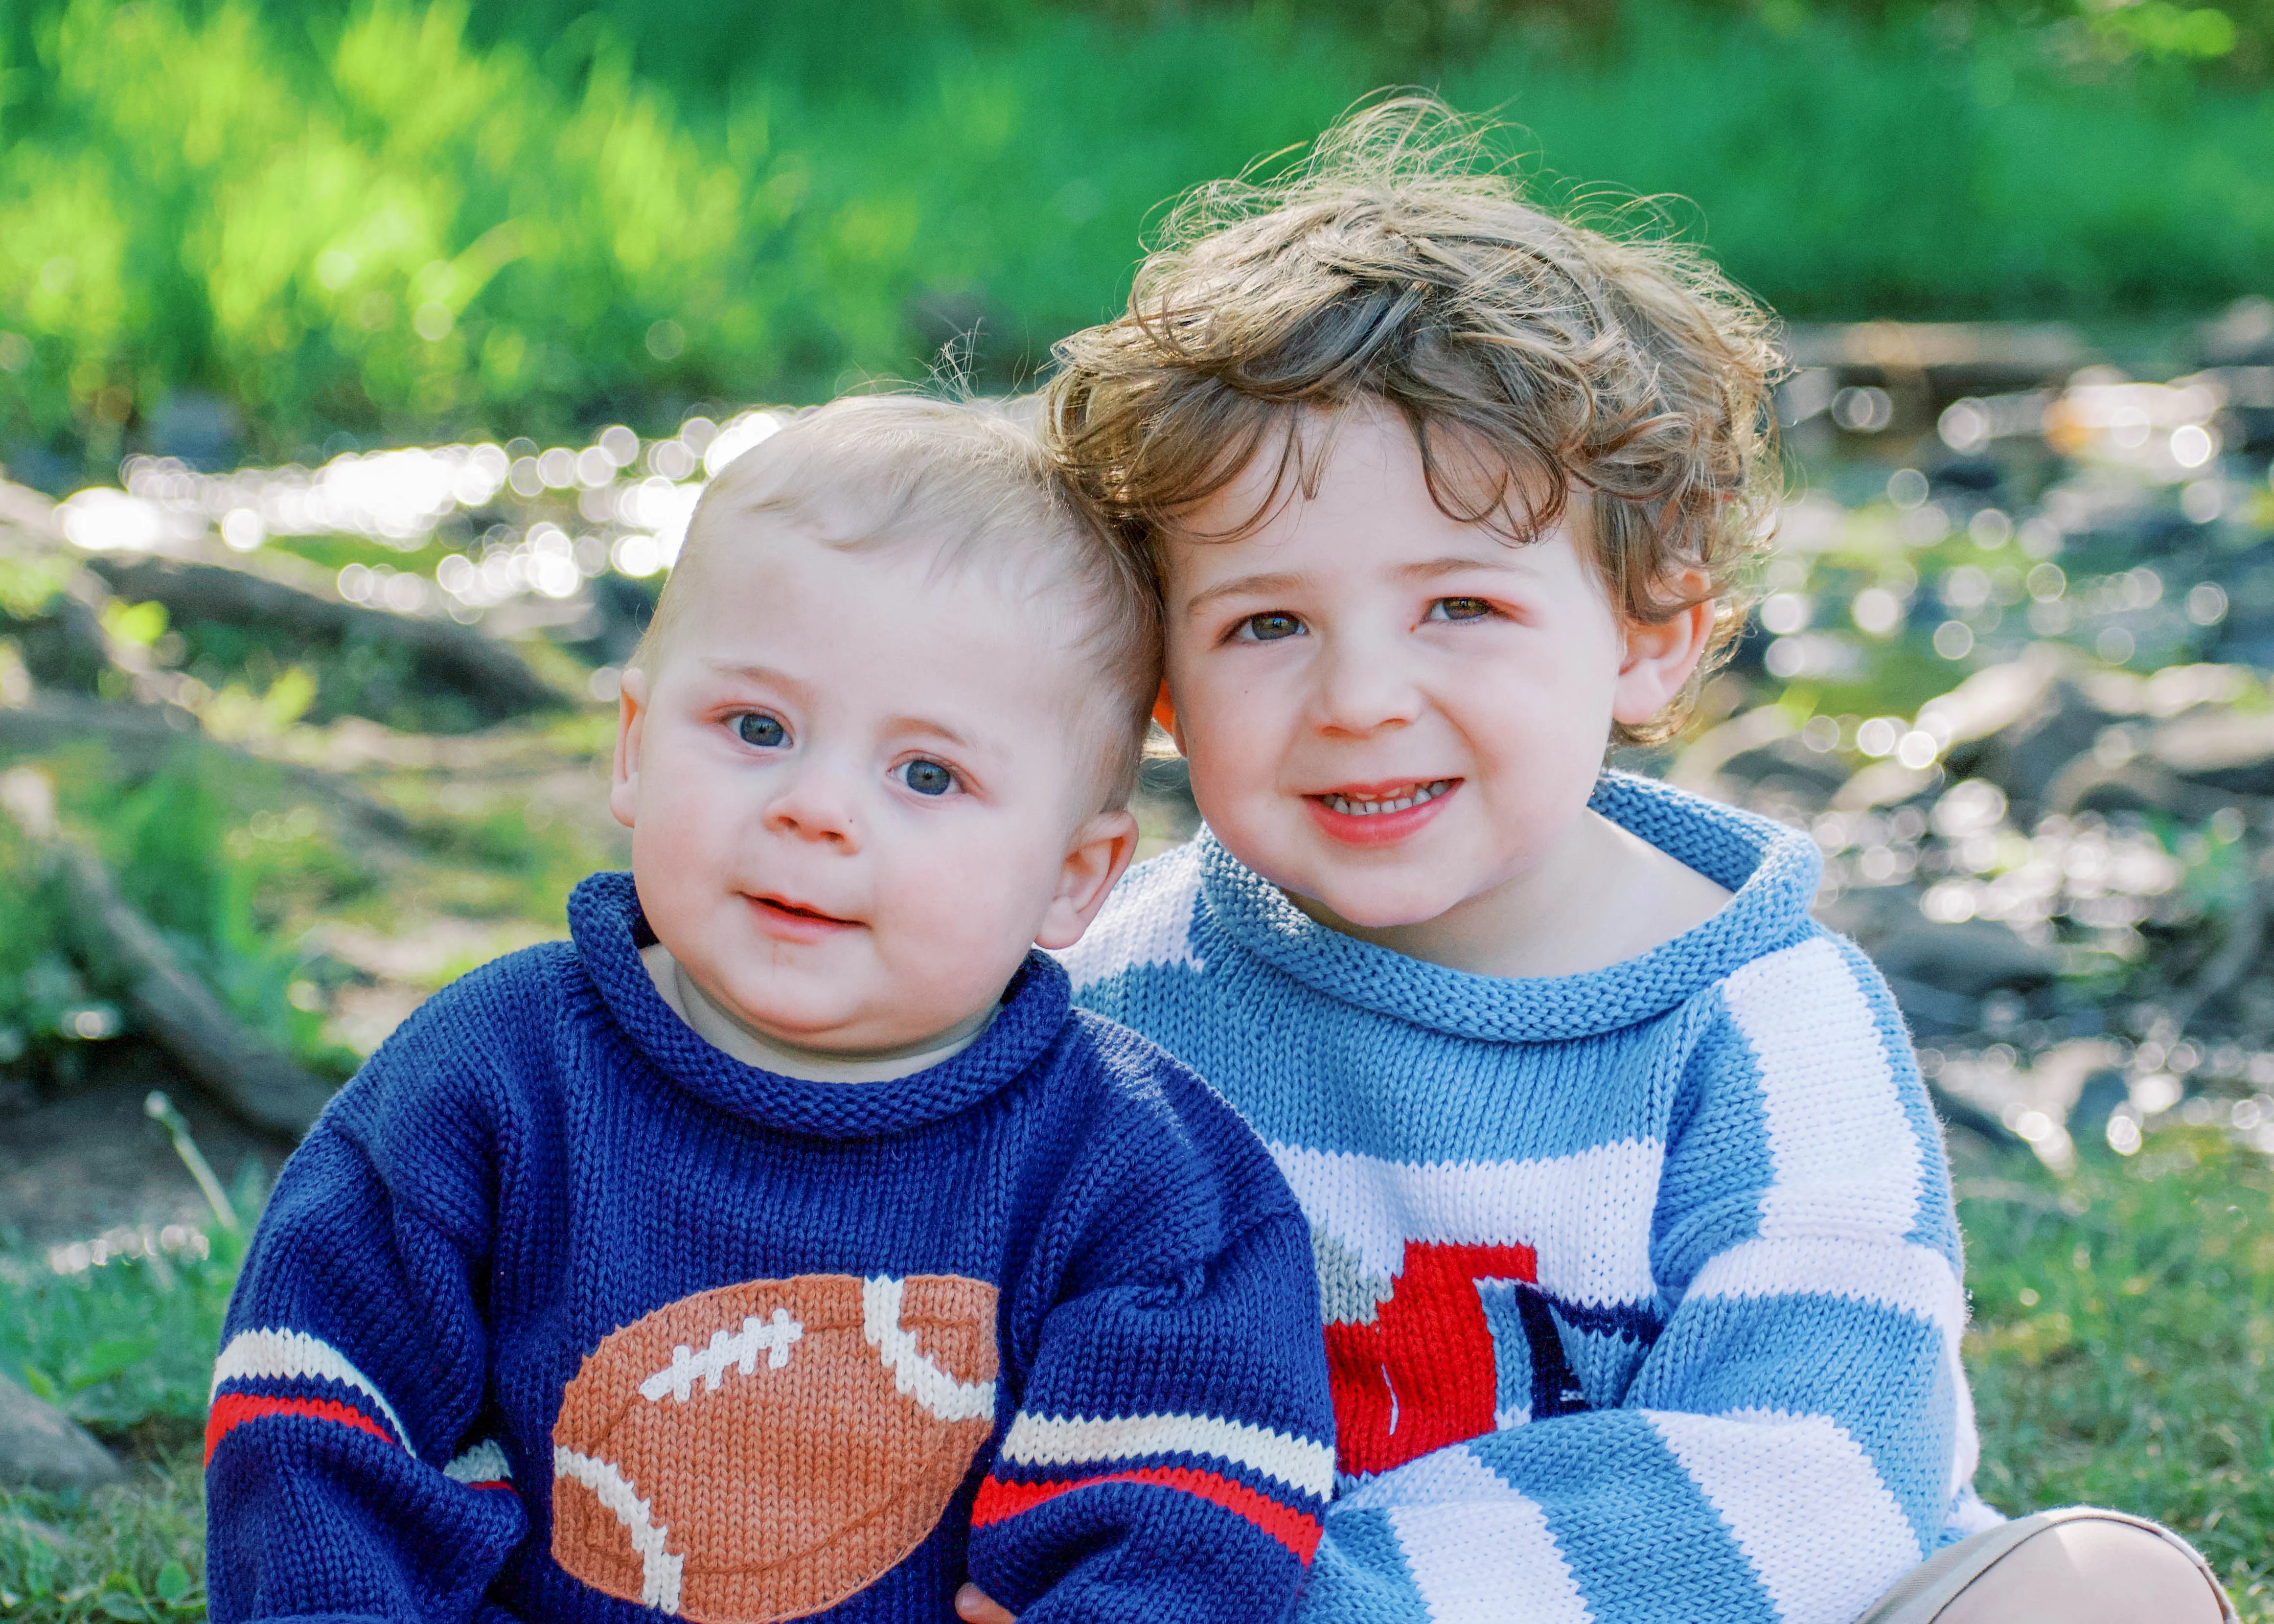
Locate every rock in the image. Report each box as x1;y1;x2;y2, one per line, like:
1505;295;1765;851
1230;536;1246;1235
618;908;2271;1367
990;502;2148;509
1833;759;1941;811
1954;676;2114;813
1882;974;1978;1038
0;1371;124;1492
1871;918;2061;998
2151;706;2274;797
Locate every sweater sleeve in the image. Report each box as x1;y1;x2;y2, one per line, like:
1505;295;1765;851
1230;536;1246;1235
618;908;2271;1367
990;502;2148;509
965;1032;1338;1624
204;1013;529;1623
1299;934;1980;1624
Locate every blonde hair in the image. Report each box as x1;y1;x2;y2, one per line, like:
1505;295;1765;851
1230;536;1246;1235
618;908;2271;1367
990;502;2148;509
1044;96;1783;745
638;395;1160;807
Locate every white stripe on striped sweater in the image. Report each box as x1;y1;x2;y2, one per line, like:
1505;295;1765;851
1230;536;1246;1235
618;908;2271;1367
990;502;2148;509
1723;939;1925;1244
212;1328;409;1449
443;1440;512;1485
1266;1140;1663;1309
1650;1409;1920;1624
998;1412;1334;1501
1362;1448;1589;1624
1053;845;1203;983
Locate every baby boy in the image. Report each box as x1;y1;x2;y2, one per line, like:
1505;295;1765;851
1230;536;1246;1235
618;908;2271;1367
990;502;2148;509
202;397;1335;1624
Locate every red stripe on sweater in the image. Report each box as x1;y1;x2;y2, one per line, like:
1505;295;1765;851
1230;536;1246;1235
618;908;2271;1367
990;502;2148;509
972;1465;1321;1562
204;1393;400;1466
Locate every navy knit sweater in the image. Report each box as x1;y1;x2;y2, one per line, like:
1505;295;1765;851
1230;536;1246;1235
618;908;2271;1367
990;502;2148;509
205;872;1334;1624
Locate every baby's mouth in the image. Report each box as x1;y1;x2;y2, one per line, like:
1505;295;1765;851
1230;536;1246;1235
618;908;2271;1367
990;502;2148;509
1313;780;1456;818
750;894;859;929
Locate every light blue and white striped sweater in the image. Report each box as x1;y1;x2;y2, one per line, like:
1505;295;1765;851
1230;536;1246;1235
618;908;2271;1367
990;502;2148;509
1060;773;2000;1624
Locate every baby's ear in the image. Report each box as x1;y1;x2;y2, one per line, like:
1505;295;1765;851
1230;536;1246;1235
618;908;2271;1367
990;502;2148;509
1034;809;1140;951
1612;577;1716;729
609;668;651;830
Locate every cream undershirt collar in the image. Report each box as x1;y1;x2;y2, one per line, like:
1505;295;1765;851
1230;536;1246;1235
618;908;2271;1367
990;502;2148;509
638;941;995;1083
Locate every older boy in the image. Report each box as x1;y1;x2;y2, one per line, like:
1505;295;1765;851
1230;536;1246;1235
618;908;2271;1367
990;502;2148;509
203;398;1335;1624
1017;100;2232;1624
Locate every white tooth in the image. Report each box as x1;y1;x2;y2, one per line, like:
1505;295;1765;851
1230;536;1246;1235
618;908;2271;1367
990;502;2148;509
1361;801;1379;815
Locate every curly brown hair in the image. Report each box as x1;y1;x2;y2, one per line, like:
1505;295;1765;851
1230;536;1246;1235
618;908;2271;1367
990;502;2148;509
1043;95;1785;745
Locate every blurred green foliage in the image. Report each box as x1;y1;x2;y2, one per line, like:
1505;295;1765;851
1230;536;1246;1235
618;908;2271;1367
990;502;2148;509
0;0;2271;479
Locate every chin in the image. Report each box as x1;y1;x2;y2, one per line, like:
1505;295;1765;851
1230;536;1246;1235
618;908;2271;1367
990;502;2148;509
1306;878;1466;933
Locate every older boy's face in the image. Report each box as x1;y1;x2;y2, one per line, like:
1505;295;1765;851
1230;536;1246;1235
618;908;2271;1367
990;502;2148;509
1161;406;1690;936
611;531;1132;1052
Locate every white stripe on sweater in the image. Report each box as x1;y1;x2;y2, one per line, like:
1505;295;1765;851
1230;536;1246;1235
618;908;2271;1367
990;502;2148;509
212;1328;409;1448
1693;1234;1981;1505
1723;939;1924;1246
1267;1140;1662;1308
1688;1236;1963;1332
1362;1449;1589;1624
1055;845;1202;984
443;1439;511;1485
554;1446;683;1610
1649;1410;1920;1624
998;1412;1334;1500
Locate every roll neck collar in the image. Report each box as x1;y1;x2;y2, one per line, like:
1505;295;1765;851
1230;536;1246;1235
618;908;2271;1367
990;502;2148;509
568;871;1068;1138
1195;773;1822;1044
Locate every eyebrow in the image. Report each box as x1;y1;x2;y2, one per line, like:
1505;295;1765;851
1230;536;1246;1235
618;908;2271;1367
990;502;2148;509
882;715;977;752
1399;553;1528;580
1182;552;1530;616
705;664;979;752
705;661;813;696
1181;571;1307;617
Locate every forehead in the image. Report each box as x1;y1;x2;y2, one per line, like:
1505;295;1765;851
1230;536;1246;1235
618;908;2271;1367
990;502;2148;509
1163;410;1582;596
666;527;1113;722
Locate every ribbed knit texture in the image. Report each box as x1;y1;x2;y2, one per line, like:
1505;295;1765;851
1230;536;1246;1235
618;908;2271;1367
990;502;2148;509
205;871;1334;1624
1060;773;2002;1624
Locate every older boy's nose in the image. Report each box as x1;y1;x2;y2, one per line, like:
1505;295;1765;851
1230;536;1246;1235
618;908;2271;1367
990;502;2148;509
1311;639;1422;736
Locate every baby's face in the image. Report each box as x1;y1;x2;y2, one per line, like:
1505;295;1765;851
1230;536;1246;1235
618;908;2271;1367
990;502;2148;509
1160;405;1701;934
612;530;1133;1052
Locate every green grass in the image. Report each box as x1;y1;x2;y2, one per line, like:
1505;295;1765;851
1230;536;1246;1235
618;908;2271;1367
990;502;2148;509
3;0;2273;473
2;1123;2269;1618
1962;1130;2274;1616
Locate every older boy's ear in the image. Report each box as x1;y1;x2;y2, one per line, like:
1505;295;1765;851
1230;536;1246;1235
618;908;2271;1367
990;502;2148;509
609;668;651;830
1150;681;1185;755
1034;809;1139;952
1611;595;1716;728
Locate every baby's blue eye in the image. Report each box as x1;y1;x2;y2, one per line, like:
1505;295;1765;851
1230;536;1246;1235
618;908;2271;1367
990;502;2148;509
1240;612;1305;641
1430;597;1493;622
899;759;955;797
736;712;787;748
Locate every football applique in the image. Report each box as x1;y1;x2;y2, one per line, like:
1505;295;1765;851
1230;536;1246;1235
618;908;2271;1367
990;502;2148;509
551;1273;999;1623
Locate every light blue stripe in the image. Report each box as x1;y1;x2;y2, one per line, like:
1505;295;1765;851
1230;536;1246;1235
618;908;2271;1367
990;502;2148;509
1629;1291;1954;1552
1465;1414;1780;1624
1299;1508;1432;1624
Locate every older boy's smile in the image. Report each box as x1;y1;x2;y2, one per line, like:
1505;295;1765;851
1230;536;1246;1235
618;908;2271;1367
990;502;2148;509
1306;778;1460;845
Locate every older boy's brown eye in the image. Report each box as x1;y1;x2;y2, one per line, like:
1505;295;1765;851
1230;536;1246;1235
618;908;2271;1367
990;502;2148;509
1432;597;1491;622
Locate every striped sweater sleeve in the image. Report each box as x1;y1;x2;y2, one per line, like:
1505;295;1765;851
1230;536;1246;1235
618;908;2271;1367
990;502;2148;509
966;1035;1338;1624
205;1038;527;1622
1300;934;1981;1624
